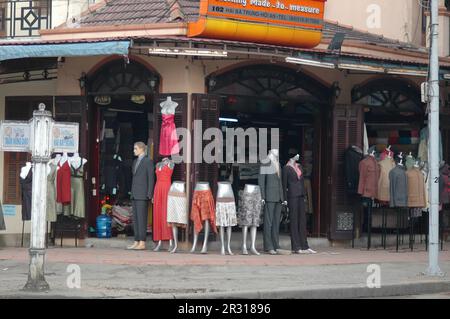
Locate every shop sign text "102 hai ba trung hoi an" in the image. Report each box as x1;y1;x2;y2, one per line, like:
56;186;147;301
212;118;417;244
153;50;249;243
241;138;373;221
188;0;327;48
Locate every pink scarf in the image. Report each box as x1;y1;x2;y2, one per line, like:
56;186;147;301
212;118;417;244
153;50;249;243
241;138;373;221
288;161;302;179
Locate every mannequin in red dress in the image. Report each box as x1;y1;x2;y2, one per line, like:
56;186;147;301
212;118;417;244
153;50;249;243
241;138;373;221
152;157;174;251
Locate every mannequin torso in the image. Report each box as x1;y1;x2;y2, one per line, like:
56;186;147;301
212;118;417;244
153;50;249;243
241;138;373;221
195;182;210;191
244;184;259;194
160;97;178;115
217;182;234;198
20;162;32;179
170;181;185;193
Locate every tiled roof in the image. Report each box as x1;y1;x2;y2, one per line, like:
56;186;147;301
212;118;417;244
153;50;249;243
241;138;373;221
78;0;425;53
80;0;200;26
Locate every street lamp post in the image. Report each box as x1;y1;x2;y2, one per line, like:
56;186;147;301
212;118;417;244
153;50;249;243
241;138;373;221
23;103;53;291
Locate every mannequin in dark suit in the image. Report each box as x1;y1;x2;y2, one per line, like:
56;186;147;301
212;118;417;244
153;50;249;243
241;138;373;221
258;149;286;255
127;142;155;250
282;154;316;254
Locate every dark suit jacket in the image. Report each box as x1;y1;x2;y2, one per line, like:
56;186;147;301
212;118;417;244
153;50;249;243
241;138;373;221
131;156;155;201
389;165;408;208
258;162;284;202
282;164;306;199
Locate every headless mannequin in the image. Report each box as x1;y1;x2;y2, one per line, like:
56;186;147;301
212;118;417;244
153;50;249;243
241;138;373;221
168;181;185;254
70;152;87;169
153;157;175;252
60;152;69;165
190;182;211;254
217;182;234;256
20;162;32;179
160;96;178;115
242;184;261;256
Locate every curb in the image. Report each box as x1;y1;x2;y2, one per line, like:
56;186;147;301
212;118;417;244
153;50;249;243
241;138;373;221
167;281;450;299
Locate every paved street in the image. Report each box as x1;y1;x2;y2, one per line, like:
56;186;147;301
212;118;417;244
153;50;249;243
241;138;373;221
0;245;449;298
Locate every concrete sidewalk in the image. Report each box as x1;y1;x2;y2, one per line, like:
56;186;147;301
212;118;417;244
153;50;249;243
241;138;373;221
0;245;449;298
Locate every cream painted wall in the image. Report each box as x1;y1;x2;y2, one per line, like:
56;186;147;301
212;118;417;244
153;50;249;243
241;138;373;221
325;0;423;45
0;80;57;237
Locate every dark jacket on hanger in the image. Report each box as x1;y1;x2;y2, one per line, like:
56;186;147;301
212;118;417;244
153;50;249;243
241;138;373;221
131;156;155;201
358;155;380;198
20;169;32;221
282;164;306;199
345;146;364;194
389;165;408;208
259;162;284;203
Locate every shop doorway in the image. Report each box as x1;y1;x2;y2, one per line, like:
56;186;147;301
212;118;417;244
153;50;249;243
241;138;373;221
351;77;426;241
86;58;160;232
206;64;333;236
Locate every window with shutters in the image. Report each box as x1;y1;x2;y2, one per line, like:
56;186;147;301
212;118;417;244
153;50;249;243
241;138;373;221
191;94;221;197
3;96;52;204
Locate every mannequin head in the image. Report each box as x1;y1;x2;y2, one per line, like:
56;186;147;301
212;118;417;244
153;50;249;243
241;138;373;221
134;142;147;157
290;154;300;162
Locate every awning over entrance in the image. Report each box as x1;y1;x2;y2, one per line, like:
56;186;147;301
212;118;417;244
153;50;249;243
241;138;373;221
0;41;131;61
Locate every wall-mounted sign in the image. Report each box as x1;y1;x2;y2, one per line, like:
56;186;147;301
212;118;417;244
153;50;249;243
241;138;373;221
2;204;16;217
52;122;79;153
131;95;146;104
94;95;111;105
0;121;31;152
188;0;327;48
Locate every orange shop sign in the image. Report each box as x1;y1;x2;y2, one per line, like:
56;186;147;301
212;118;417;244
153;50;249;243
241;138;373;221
188;0;327;48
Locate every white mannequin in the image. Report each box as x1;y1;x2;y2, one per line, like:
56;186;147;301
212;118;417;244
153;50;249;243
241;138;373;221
190;182;211;254
70;152;87;169
414;161;420;168
20;162;32;179
408;152;413;158
160;96;178;115
241;184;261;256
60;152;69;165
398;159;404;166
216;182;235;256
369;150;376;157
54;154;62;164
168;181;186;254
154;157;175;252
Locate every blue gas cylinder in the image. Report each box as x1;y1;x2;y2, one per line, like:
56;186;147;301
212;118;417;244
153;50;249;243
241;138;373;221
96;213;112;238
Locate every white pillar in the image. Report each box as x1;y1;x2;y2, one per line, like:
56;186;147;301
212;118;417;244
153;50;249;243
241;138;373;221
24;103;52;291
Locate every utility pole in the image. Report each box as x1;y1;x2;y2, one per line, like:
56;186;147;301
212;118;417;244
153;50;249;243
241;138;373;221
426;0;443;277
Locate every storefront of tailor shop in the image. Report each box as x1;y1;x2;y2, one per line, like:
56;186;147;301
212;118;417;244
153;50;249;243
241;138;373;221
1;0;450;247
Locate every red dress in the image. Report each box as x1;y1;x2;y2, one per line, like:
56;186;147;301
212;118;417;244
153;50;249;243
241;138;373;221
159;114;180;156
152;165;174;241
57;161;71;204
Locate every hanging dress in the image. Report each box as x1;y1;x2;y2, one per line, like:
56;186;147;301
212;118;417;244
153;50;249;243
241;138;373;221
159;114;180;156
152;164;174;241
57;161;72;205
20;169;33;221
70;163;86;218
46;163;57;223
